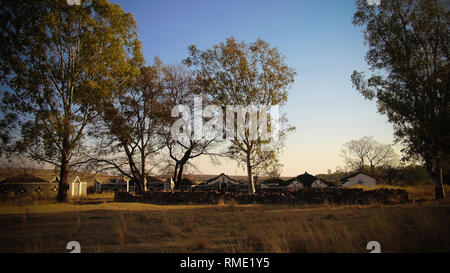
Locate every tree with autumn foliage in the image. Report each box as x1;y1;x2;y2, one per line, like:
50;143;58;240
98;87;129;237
0;0;143;201
184;38;296;193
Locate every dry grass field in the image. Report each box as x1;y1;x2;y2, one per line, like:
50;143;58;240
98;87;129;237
0;188;449;253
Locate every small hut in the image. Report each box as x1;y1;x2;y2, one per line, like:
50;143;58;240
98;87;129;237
68;176;88;197
194;173;245;191
286;172;317;188
340;173;377;187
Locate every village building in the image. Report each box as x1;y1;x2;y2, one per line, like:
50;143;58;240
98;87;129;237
178;178;195;191
260;176;304;190
261;172;335;190
311;178;335;188
260;174;309;190
68;176;88;197
163;178;175;191
51;176;89;197
146;176;174;191
94;176;132;193
95;175;174;192
311;179;331;188
0;174;58;199
287;180;304;190
286;172;319;188
194;173;246;191
260;178;286;189
339;173;377;187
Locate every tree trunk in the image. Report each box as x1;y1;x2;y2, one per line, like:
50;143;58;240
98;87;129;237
176;163;184;189
435;157;445;199
246;153;255;194
141;153;146;193
173;163;179;185
57;159;70;203
141;174;147;193
134;173;145;194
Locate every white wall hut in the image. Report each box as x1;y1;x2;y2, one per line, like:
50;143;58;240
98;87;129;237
340;173;377;187
145;176;174;191
68;176;88;197
287;180;304;190
94;176;132;193
194;173;245;190
164;178;175;191
311;179;334;188
286;172;317;188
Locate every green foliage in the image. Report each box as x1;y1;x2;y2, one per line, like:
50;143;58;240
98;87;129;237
0;0;143;201
184;37;296;192
396;165;435;186
351;0;449;186
0;0;143;164
88;58;169;193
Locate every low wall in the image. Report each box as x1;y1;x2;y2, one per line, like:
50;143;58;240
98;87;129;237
114;188;409;205
0;183;59;201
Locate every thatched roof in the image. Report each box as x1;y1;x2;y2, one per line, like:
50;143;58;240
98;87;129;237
339;172;375;182
261;178;286;185
205;173;242;184
146;175;164;183
287;172;317;187
0;174;48;184
313;178;336;187
180;178;195;186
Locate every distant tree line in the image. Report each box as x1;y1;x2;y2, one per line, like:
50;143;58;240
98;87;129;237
318;136;445;186
318;164;437;187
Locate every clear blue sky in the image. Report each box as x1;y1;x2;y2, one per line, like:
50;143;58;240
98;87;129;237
110;0;398;176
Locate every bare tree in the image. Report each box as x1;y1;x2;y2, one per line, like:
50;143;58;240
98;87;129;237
341;136;398;176
366;143;399;176
341;137;373;172
160;65;220;188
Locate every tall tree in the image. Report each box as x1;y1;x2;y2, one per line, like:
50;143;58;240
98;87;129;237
86;59;164;194
184;37;296;193
161;64;219;188
0;0;143;201
351;0;449;198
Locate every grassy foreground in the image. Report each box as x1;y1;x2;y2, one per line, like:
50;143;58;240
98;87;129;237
0;192;449;253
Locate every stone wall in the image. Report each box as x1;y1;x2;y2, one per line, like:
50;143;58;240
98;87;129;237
114;188;409;205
